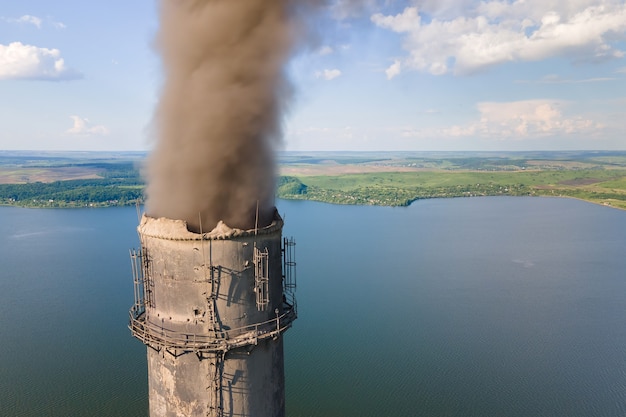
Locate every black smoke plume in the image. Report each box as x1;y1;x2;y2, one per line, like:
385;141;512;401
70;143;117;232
145;0;323;232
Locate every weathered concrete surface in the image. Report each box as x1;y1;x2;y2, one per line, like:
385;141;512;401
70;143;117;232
139;212;286;417
147;338;285;417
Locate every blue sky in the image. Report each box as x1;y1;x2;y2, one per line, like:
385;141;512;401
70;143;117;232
1;0;625;152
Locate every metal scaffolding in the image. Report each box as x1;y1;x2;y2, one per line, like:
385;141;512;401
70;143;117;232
128;239;297;357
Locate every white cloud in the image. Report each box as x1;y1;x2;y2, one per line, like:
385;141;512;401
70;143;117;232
15;15;42;28
372;1;626;76
50;19;66;29
66;116;110;136
398;99;602;142
2;15;65;29
0;42;82;81
385;59;402;79
446;100;600;138
371;6;419;32
315;68;342;80
318;45;334;55
617;66;626;74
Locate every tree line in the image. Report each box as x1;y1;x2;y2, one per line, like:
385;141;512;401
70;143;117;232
0;178;143;207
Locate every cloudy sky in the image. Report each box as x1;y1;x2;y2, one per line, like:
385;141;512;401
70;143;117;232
1;0;625;152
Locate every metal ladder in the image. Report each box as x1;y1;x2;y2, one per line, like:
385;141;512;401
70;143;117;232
207;352;224;417
207;266;220;336
254;245;270;311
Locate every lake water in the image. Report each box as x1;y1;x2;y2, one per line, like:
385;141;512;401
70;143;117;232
1;197;625;416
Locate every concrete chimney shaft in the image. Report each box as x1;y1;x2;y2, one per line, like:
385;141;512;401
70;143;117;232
129;211;296;417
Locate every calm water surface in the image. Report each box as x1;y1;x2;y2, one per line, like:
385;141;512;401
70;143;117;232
1;197;625;416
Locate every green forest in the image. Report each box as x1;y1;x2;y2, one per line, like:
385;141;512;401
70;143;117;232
0;158;143;208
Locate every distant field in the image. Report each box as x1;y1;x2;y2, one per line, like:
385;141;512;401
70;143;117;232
2;150;626;210
0;153;143;207
279;164;420;176
289;170;623;190
276;151;626;210
0;167;103;184
277;171;626;210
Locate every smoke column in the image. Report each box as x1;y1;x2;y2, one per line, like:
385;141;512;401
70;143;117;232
146;0;320;233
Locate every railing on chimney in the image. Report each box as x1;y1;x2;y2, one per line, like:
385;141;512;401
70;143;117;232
128;296;297;356
129;239;297;357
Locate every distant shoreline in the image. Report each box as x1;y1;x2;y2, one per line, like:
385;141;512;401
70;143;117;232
2;151;625;211
2;194;625;214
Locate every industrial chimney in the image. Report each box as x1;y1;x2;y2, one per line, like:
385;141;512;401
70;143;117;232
129;210;297;417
